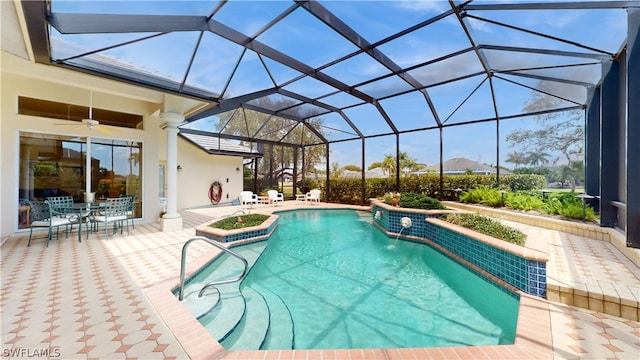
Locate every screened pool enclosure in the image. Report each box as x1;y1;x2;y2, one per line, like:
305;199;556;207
20;0;640;246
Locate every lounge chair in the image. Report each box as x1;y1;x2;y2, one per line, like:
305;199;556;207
306;189;321;204
239;191;258;208
267;190;284;206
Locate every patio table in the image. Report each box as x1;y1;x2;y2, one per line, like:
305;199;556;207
257;195;270;206
69;202;106;242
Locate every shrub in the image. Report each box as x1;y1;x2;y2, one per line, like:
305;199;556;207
399;192;446;210
459;186;503;207
443;214;526;246
460;186;598;222
505;192;546;211
545;196;596;221
544;192;596;220
501;174;546;191
210;214;269;230
458;186;487;204
318;173;545;204
556;202;596;221
297;178;319;193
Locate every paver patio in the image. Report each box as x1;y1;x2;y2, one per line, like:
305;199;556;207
1;201;638;359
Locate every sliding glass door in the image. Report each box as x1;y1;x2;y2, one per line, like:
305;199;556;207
18;132;142;229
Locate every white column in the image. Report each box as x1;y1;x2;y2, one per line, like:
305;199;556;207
85;136;92;200
160;111;183;232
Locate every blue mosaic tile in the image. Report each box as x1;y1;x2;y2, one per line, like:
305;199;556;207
381;208;546;299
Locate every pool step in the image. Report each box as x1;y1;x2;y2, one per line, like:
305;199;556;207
198;282;245;342
252;283;295;350
195;241;269;343
180;282;220;320
221;286;270;350
238;242;268;264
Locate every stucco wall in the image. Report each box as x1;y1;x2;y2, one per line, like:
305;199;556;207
157;136;244;212
0;52;243;237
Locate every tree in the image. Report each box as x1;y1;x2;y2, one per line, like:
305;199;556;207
506;90;583;165
211;99;327;181
375;152;422;177
382;155;396;177
506;151;527;169
330;162;343;179
399;152;420;176
527;150;550;167
553;161;584;192
342;165;361;172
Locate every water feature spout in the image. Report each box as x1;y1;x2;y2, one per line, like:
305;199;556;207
387;217;412;249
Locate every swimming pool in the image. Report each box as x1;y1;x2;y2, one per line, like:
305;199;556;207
181;209;519;350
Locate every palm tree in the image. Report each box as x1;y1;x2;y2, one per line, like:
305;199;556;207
399;152;419;176
553;160;584;192
506;151;527;169
382;155;396;177
527;150;550;167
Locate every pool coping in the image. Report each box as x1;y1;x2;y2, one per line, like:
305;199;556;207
146;210;554;359
194;213;279;243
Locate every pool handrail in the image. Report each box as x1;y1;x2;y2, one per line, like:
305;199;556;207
178;236;249;301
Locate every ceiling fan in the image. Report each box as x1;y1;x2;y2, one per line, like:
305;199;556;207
55;90;111;133
81;118;99;130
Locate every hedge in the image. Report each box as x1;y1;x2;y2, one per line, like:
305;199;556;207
317;174;545;205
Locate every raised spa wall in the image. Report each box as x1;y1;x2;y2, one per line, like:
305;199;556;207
370;199;548;299
195;214;280;243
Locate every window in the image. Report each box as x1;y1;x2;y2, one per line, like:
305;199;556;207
18;96;143;129
18;132;142;229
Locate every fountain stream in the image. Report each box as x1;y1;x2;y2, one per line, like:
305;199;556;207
386;217;412;249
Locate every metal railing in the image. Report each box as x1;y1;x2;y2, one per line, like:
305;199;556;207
178;236;249;301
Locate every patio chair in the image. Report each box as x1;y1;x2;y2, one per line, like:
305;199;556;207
267;190;284;206
306;189;321;204
91;197;130;240
27;200;77;247
120;194;137;229
239;191;258;208
47;195;87;226
46;196;74;211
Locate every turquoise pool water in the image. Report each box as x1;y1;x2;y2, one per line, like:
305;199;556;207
184;209;519;350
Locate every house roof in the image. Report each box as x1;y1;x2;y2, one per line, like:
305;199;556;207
342;168;387;179
179;133;262;158
427;157;510;175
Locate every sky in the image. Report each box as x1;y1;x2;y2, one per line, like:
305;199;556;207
49;0;628;169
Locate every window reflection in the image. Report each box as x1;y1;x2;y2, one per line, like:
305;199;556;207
18;133;142;229
92;139;141;201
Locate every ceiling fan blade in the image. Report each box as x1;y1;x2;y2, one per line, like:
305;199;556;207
95;126;114;134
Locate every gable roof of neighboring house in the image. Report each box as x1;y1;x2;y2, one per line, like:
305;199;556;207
179;133;262;158
427;157;511;175
342;168;387;178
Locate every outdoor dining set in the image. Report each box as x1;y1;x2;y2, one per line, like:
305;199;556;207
26;194;136;247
